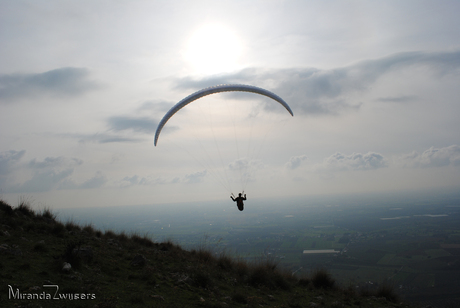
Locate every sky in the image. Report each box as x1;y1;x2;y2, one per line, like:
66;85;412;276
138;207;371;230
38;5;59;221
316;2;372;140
1;0;460;209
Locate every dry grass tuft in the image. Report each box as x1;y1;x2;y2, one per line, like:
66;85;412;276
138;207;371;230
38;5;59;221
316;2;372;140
17;200;35;217
130;232;155;247
82;223;96;235
40;207;57;221
311;268;335;289
65;219;81;232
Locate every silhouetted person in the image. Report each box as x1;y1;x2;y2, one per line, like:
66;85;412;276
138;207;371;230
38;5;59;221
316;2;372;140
231;193;246;211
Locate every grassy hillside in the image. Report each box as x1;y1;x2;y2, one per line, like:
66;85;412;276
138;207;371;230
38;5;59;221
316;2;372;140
0;199;411;307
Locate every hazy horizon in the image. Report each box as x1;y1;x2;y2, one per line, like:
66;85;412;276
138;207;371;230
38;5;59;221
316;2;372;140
54;187;460;233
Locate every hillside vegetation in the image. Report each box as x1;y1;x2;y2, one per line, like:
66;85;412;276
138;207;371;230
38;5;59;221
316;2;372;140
0;199;410;307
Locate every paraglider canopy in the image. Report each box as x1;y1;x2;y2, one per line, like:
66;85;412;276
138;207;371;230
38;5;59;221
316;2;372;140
154;84;293;146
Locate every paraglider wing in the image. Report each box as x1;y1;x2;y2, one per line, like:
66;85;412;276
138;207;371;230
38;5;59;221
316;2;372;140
154;84;293;146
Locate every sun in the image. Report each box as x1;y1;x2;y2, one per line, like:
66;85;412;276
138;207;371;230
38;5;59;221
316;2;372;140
184;24;243;75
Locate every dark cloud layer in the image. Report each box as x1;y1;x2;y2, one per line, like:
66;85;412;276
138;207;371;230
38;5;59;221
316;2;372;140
175;51;460;115
0;67;98;102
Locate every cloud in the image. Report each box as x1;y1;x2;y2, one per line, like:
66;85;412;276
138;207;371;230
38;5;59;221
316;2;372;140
119;174;173;187
59;172;108;190
18;156;82;192
0;67;99;102
0;152;84;192
400;145;460;168
183;170;207;184
228;158;263;171
119;171;207;186
121;175;141;186
121;170;208;187
104;101;178;143
175;67;361;115
285;155;308;170
175;51;460;116
0;150;25;175
318;152;387;171
78;172;107;189
5;155;107;193
228;159;248;171
375;95;417;103
137;100;175;113
228;158;264;183
60;133;143;144
28;156;83;169
107;116;158;134
96;136;142;144
15;168;75;193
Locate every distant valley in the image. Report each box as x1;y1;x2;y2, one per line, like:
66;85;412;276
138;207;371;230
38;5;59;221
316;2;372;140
59;189;460;307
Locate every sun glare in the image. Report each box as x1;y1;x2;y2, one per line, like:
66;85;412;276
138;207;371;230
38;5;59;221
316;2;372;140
185;24;242;75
